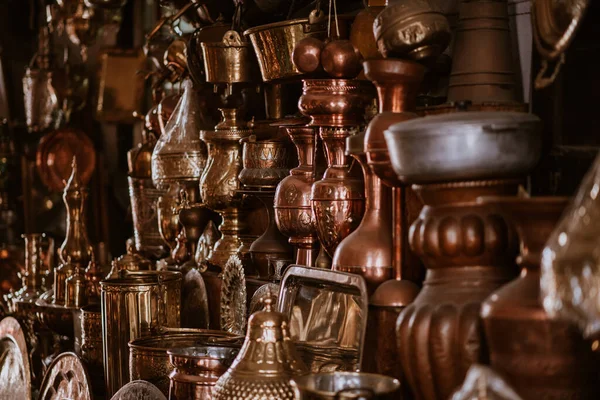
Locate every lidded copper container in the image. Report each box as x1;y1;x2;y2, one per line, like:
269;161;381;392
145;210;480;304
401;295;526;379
212;295;308;399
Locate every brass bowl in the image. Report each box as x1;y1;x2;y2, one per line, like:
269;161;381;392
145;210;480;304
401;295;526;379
201;31;260;84
128;330;242;396
374;0;451;62
244;11;328;82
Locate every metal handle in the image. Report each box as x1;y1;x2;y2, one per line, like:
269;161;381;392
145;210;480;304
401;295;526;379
535;54;565;90
334;387;376;400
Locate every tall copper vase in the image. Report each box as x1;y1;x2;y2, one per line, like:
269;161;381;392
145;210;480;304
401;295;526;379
479;197;600;399
200;109;252;268
274;126;319;267
394;181;520;400
447;0;518;103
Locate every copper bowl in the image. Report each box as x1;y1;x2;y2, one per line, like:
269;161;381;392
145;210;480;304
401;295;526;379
374;0;451;61
128;330;242;396
298;79;375;127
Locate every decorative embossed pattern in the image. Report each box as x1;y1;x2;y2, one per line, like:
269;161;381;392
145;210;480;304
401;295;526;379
220;255;247;335
128;177;166;254
213;374;296;400
151;152;206;186
200;143;243;212
38;352;92;400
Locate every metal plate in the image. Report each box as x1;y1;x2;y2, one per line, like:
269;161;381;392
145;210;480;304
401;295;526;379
110;380;167;400
0;316;31;400
278;266;368;372
220;255;247;336
38;352;92;400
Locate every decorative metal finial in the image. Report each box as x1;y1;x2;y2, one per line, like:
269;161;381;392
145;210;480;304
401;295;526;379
64;156;84;192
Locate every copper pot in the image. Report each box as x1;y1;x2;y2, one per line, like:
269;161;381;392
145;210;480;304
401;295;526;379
447;0;519;103
187;20;231;84
479;197;600;399
363;59;425;188
201;31;260;84
311;127;365;258
274;126;320;267
167;346;239;400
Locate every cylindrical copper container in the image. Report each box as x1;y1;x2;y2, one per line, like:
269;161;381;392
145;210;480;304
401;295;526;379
239;138;289;189
201;30;260;84
128;177;167;259
447;0;518;103
129;331;241;396
480;197;600;399
80;304;104;397
168;346;239;400
101;270;182;397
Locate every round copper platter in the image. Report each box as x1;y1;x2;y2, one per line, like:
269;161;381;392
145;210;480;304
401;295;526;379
38;352;93;400
0;316;31;400
36;127;96;192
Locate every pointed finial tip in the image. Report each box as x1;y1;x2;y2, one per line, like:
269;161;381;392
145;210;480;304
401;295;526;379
64;155;84;192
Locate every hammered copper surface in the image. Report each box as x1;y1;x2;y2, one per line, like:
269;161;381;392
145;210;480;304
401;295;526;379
0;316;31;400
201;30;260;83
213;294;308;400
479;196;600;399
396;181;521;400
38;352;92;400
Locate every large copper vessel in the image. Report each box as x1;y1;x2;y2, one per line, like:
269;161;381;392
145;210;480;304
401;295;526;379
447;0;519;103
274;125;320;267
333;131;392;293
480;197;600;399
384;111;543;400
200;108;252;268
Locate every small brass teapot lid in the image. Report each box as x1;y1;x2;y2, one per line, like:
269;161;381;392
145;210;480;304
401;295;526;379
213;292;308;400
105;240;152;279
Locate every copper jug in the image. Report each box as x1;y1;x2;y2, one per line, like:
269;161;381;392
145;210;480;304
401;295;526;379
447;0;519;103
479;197;600;399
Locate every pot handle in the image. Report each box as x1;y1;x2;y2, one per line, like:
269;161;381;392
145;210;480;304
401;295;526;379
334;388;376;400
534;54;565;90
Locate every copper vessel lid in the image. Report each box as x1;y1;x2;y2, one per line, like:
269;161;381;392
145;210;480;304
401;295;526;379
370;279;420;308
107;241;152;277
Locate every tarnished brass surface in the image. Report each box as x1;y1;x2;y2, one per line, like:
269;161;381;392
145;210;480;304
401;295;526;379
38;352;92;400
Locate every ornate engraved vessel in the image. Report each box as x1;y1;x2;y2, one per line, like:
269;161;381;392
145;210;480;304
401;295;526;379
213;295;308;399
480;197;600;400
274;125;320;267
200;108;252;268
311;127;365;257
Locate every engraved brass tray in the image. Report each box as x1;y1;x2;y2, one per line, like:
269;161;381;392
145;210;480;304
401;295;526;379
0;316;32;400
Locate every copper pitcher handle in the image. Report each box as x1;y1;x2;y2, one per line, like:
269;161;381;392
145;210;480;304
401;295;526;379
534;54;565;90
334;388;376;400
